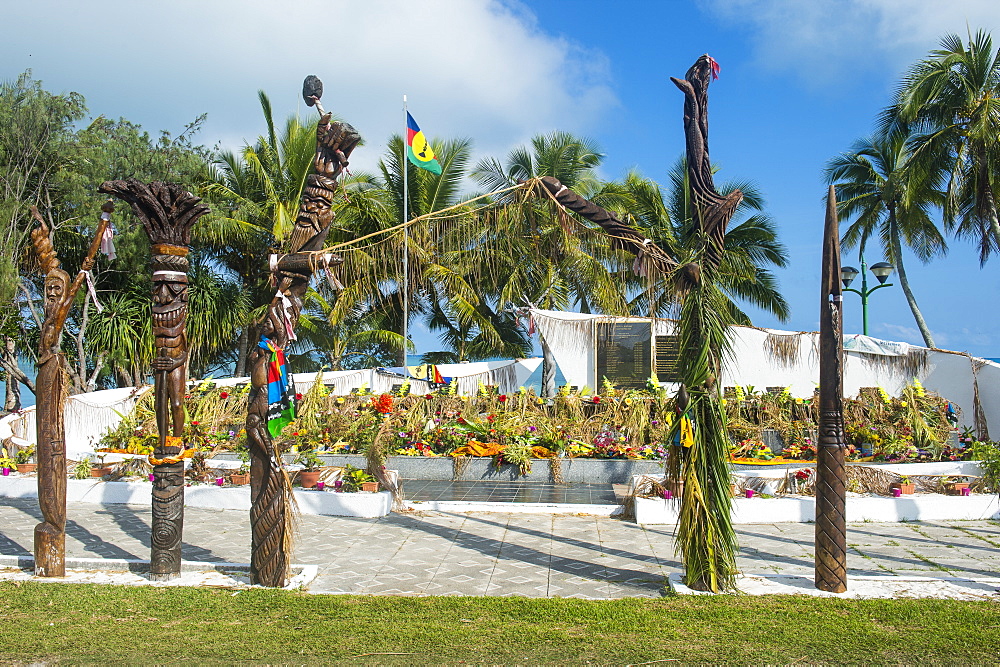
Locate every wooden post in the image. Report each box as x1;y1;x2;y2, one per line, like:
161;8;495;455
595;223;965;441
816;184;848;593
99;179;208;580
31;202;112;577
246;83;360;587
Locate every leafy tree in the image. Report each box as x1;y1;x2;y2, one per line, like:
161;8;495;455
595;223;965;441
0;72;86;409
888;30;1000;264
826;131;947;347
608;159;789;324
201;92;322;375
471;132;633;392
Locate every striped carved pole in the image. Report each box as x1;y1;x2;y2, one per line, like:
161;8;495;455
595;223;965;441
99;179;208;580
815;184;848;593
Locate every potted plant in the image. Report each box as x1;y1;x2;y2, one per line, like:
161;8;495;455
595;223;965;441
230;446;250;485
341;464;378;492
890;475;915;495
294;449;323;488
0;447;15;476
76;454;113;478
15;445;36;474
943;476;970;495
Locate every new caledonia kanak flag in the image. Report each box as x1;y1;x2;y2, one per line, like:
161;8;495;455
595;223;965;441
406;112;442;175
260;337;296;438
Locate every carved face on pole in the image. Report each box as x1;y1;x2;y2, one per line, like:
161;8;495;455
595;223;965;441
43;269;70;318
151;273;188;329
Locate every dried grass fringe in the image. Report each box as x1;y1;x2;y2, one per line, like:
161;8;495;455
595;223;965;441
763;332;802;367
857;348;928;378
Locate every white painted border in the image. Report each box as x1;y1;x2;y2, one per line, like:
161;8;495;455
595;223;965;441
0;555;317;590
0;476;391;518
668;572;1000;599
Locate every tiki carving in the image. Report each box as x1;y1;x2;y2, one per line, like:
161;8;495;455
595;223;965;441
99;179;208;579
30;203;113;577
816;184;848;593
246;96;360;587
670;55;743;271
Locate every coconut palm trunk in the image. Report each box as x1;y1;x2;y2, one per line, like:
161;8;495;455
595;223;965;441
888;214;936;348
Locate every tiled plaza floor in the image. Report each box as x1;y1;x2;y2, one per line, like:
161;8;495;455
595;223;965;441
0;498;997;599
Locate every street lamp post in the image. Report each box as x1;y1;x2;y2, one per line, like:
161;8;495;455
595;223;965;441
840;253;894;336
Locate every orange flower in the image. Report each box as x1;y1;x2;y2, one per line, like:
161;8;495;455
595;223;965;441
371;393;394;414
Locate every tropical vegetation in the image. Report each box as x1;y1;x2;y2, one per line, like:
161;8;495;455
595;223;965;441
828;29;1000;346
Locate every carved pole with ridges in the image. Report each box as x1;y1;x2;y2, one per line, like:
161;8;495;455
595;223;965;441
99;179;208;580
816;184;848;593
30;202;112;576
246;90;360;586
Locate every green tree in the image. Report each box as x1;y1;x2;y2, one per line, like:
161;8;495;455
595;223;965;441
608;160;789;324
334;134;483;365
826;131;947;347
471;132;633;393
0;72;86;409
889;30;1000;264
201;91;322;375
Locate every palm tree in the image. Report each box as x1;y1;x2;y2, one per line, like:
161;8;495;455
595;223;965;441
610;160;789;324
826;132;947;347
296;287;405;370
201;91;321;375
888;30;1000;264
470;131;634;393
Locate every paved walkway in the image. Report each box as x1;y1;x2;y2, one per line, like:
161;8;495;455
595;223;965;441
0;499;997;598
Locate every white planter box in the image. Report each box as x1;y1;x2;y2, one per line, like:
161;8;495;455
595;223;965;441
0;475;391;518
635;493;1000;525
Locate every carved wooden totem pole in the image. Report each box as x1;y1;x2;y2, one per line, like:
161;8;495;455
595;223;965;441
246;80;360;587
816;184;848;592
30;203;113;577
99;179;208;580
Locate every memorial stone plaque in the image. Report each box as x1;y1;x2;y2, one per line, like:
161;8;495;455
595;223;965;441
596;321;652;388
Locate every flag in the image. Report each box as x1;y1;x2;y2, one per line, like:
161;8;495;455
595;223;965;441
406;111;442;175
260;337;296;438
407;363;449;386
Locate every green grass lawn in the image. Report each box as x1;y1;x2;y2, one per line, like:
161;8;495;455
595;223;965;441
0;582;997;664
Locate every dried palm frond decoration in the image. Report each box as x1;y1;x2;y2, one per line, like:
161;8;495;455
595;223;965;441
856;348;928;378
764;332;802;367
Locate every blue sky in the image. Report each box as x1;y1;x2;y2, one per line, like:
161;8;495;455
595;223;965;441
3;0;999;360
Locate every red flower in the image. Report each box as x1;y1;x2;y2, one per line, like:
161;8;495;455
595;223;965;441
372;394;394;414
498;394;508;403
457;417;467;425
425;393;433;399
292;432;299;437
220;391;229;399
191;421;200;426
295;393;303;401
593;396;601;404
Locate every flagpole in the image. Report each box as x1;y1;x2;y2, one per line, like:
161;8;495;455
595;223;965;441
402;94;409;369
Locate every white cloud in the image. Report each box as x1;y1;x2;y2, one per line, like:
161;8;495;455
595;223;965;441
876;323;925;345
703;0;1000;85
1;0;616;174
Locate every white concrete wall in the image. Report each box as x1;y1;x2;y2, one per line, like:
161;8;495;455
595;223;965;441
532;309;999;431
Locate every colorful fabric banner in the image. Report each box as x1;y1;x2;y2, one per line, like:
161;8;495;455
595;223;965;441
260;337;296;437
406;112;442;175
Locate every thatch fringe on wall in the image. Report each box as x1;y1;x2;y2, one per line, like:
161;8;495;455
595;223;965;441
856;348;928;378
763;332;802;368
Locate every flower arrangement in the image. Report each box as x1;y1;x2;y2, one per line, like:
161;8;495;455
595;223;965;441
99;380;970;465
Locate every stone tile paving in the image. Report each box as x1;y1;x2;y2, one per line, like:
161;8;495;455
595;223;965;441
0;498;997;599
